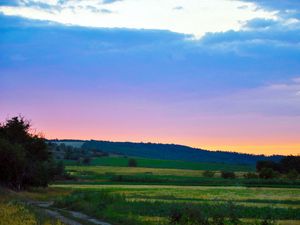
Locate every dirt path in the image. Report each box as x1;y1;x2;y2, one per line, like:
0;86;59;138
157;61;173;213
28;201;112;225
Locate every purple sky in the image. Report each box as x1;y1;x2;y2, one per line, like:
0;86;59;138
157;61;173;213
1;0;300;155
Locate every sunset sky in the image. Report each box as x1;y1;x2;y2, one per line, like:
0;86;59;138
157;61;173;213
1;0;300;155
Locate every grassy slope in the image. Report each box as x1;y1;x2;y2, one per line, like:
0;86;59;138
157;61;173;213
65;156;255;172
81;140;282;165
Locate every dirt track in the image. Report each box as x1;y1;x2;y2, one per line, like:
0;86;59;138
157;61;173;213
28;201;112;225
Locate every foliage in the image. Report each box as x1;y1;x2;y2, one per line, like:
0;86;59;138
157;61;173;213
259;168;279;179
280;156;300;173
82;156;91;165
169;204;209;225
0;116;64;190
0;202;63;225
256;161;281;173
168;203;240;225
286;169;299;180
48;142;93;161
128;158;138;167
82;140;282;165
202;170;215;178
256;156;300;176
221;171;236;179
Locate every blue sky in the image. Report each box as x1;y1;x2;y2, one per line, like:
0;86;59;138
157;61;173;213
0;0;300;155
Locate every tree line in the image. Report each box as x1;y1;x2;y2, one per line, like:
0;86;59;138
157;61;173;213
256;156;300;179
0;117;65;190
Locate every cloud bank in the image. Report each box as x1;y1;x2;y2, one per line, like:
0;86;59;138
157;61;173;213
0;0;277;37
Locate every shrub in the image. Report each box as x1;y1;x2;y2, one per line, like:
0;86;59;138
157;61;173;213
280;156;300;173
221;171;236;179
169;202;240;225
202;170;215;178
259;168;279;179
286;169;298;180
169;204;209;225
128;158;137;167
210;202;240;225
256;161;281;172
82;156;91;165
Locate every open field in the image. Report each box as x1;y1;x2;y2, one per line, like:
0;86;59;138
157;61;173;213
48;163;300;225
52;184;300;204
2;161;300;225
64;156;255;172
62;165;300;188
51;184;300;225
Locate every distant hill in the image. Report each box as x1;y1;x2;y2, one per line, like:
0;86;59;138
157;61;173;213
49;139;283;165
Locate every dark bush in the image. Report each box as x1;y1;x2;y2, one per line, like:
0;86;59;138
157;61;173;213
169;202;241;225
202;170;215;178
128;158;137;167
169;204;209;225
82;156;91;165
280;156;300;173
259;168;279;179
256;160;281;172
286;169;298;180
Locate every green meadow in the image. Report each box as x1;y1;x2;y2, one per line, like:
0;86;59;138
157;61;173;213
2;156;300;225
50;183;300;225
42;157;300;225
64;156;255;171
60;162;300;188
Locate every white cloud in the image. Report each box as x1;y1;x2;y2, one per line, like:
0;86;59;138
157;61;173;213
0;0;277;37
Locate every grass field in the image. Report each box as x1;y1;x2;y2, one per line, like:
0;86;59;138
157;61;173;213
3;158;300;225
64;156;255;172
47;163;300;225
52;184;300;225
63;165;300;188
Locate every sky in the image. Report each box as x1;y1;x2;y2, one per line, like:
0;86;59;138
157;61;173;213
0;0;300;155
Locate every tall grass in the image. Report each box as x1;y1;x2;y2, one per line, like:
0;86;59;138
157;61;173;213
0;202;63;225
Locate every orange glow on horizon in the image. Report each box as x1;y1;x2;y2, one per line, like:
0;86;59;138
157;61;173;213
44;129;300;156
199;145;300;156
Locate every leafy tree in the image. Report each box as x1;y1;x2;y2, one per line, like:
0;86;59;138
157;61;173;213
280;156;300;173
128;158;137;167
0;116;64;190
256;156;300;178
256;160;280;172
